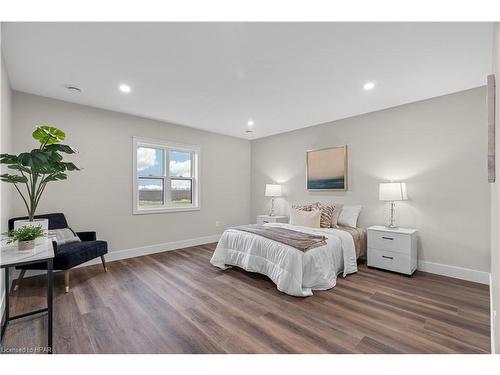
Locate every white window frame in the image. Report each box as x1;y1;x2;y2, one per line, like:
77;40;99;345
133;136;200;214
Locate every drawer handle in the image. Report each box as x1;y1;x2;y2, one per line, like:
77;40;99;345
382;255;394;260
382;236;394;240
263;221;269;223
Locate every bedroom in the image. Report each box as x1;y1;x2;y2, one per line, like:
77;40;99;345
1;1;500;371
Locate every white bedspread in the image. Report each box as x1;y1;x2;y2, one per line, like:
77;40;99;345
210;223;358;297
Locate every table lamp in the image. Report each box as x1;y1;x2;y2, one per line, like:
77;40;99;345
265;184;282;216
379;182;407;228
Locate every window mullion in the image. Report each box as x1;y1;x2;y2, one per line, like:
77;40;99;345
192;152;197;206
164;147;171;207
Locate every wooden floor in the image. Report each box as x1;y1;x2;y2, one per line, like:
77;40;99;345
1;243;491;354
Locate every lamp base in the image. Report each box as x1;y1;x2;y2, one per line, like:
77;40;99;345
269;197;276;216
386;201;398;229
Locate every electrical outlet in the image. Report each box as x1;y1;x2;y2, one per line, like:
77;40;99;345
215;221;220;227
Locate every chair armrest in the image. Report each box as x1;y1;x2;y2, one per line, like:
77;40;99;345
76;231;97;242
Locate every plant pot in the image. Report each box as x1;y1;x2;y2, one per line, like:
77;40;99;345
18;239;36;251
14;219;48;244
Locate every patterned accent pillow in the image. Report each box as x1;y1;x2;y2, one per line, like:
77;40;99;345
292;203;313;211
313;202;335;228
330;203;343;228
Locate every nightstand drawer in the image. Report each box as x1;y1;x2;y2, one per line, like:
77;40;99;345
367;230;411;254
367;248;412;275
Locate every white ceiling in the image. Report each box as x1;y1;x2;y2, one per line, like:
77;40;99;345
2;22;493;139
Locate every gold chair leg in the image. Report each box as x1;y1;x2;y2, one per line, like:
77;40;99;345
64;270;70;293
100;255;108;272
13;269;27;291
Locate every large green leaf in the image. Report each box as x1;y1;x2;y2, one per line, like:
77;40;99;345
18;150;50;169
0;174;28;183
47;151;64;162
8;164;31;173
44;173;67;182
35;164;59;174
0;154;19;164
32;126;65;145
46;162;66;173
62;162;80;171
44;144;76;154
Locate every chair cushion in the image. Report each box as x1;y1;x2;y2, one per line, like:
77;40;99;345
54;240;108;270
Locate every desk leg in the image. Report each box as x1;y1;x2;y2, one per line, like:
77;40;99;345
1;266;9;341
47;260;53;354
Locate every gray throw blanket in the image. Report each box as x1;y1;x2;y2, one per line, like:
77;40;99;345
232;224;327;252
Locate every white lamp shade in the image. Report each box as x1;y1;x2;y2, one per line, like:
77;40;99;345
379;182;408;201
265;184;282;197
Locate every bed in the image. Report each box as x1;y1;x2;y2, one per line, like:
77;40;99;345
210;222;365;297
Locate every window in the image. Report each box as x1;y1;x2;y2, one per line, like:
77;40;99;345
133;137;200;214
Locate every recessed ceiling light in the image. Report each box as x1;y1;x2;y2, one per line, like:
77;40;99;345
119;84;131;93
247;120;254;127
363;82;375;91
64;84;82;93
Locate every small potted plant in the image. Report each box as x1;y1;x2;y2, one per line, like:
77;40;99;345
4;225;46;251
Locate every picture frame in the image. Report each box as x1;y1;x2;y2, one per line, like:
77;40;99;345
306;145;348;191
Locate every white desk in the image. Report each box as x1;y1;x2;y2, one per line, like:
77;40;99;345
0;239;54;353
1;238;54;267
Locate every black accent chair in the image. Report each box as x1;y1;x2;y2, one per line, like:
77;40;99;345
8;213;108;293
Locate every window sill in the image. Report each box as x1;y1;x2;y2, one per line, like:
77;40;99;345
133;206;200;215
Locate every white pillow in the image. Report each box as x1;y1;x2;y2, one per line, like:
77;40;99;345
50;228;81;245
290;208;321;228
337;205;362;228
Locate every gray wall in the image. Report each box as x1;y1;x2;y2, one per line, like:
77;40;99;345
490;22;500;353
252;87;490;273
11;92;252;253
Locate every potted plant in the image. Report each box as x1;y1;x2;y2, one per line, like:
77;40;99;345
0;126;80;234
4;225;46;251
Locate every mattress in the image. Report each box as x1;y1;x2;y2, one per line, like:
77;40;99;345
210;222;358;297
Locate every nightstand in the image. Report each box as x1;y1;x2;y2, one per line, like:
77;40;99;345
367;225;418;275
256;215;289;225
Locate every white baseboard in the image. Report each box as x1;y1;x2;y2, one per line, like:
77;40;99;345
417;260;490;285
81;233;221;267
8;234;221;280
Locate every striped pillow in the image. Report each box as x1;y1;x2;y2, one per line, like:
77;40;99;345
313;202;335;228
292;203;313;211
330;203;343;228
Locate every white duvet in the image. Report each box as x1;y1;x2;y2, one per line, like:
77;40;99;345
210;223;358;297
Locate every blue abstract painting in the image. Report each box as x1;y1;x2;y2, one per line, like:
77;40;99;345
306;146;347;190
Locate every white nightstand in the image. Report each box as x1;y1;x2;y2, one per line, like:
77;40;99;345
256;215;289;225
367;225;418;275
